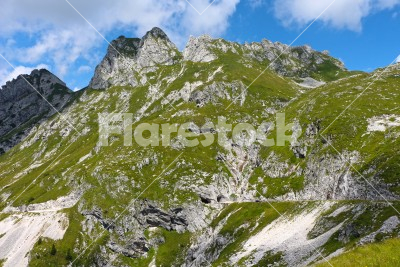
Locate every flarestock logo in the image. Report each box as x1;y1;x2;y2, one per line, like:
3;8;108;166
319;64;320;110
98;113;301;148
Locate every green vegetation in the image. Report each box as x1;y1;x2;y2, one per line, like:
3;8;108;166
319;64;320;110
65;249;73;261
155;229;191;266
0;213;10;222
310;59;354;82
0;36;399;267
316;238;400;267
319;201;400;257
50;244;57;256
29;208;88;266
255;251;286;267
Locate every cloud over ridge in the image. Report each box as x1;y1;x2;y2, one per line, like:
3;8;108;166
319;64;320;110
0;0;239;86
273;0;400;31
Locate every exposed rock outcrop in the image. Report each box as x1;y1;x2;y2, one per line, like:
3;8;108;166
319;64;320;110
0;69;73;154
183;35;218;63
244;40;345;78
89;27;180;89
80;200;209;260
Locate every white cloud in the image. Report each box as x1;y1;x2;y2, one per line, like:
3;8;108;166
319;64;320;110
78;65;92;73
181;0;240;38
0;64;50;87
376;0;400;9
0;0;240;85
248;0;264;8
273;0;400;31
396;55;400;63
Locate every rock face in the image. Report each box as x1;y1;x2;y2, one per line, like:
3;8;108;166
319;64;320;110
182;35;345;79
183;35;218;62
89;27;180;89
80;200;209;262
0;69;73;154
245;39;345;78
243;40;346;77
90;28;345;90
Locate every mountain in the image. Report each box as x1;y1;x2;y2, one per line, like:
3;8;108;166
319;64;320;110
0;69;74;155
90;27;347;91
0;27;399;267
89;27;180;89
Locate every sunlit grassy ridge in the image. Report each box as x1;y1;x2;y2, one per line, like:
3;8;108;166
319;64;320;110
316;238;400;267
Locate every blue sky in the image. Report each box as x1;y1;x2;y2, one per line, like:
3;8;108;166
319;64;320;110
0;0;399;90
226;0;400;71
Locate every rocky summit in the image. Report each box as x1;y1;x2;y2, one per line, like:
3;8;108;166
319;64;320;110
0;28;399;267
0;69;73;155
89;27;180;89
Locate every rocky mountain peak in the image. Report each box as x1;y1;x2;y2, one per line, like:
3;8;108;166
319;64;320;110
1;69;68;101
89;26;349;90
109;36;141;58
89;27;179;90
140;27;170;44
182;33;346;80
183;34;217;62
0;68;72;154
182;34;343;78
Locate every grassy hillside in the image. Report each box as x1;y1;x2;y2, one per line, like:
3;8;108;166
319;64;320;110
316;238;400;267
0;48;399;266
